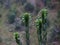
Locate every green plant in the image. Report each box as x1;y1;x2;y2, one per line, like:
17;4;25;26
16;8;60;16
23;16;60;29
35;18;42;45
14;32;21;45
22;13;31;45
41;8;48;45
7;12;16;24
41;9;48;24
35;8;48;45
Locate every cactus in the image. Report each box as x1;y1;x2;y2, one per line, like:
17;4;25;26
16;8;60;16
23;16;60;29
14;32;21;45
22;13;31;45
7;12;16;24
41;9;48;24
24;3;34;13
41;8;48;45
35;8;48;45
35;18;42;45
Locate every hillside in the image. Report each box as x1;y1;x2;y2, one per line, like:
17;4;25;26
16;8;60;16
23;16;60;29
0;0;60;45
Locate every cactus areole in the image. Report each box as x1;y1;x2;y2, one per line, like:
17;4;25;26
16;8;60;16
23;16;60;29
22;13;30;45
41;9;48;24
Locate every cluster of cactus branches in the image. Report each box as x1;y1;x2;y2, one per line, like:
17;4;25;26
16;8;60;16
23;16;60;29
14;8;48;45
35;8;48;45
42;9;48;45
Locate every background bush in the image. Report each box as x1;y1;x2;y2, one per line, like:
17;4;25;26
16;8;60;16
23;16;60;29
24;3;34;13
7;12;16;24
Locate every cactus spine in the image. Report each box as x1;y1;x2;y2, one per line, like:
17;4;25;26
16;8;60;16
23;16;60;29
36;8;48;45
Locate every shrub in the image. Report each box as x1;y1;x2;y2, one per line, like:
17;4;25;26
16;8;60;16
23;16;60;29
7;12;16;24
41;8;48;24
24;3;34;13
35;18;42;45
35;8;48;45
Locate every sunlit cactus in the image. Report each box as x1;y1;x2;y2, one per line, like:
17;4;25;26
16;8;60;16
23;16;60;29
22;13;31;45
35;8;48;45
41;8;48;24
35;18;42;45
14;32;21;45
41;8;48;45
22;13;30;26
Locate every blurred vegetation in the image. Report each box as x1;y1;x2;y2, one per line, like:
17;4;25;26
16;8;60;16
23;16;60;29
7;12;16;24
24;3;34;13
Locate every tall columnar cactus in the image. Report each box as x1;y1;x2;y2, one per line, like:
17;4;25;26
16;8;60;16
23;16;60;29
14;32;21;45
41;9;48;24
22;13;31;45
35;18;42;45
41;8;48;45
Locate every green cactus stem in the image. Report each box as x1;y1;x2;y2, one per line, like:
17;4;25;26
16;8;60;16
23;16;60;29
22;13;30;45
41;8;48;45
35;19;42;45
14;32;21;45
